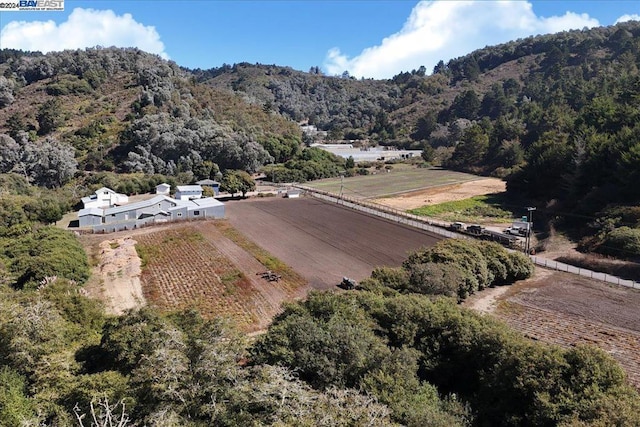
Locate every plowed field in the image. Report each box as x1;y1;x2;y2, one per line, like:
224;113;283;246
135;223;303;331
224;197;443;289
489;269;640;388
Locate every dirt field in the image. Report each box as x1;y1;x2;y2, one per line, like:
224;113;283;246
224;197;443;289
80;197;442;329
81;230;158;315
371;178;506;210
465;268;640;388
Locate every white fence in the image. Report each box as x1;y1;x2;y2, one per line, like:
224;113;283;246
530;256;640;289
296;184;640;291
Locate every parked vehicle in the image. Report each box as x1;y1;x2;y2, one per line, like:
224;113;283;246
504;227;521;235
466;224;484;235
448;222;466;231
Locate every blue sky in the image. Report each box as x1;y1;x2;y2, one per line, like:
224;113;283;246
1;1;639;78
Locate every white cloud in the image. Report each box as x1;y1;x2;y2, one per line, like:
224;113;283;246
615;14;640;24
324;0;599;79
0;8;168;59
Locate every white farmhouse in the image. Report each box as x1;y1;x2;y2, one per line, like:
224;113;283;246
81;187;129;209
175;185;203;200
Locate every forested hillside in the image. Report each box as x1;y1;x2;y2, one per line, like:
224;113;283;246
198;20;640;257
0;47;302;183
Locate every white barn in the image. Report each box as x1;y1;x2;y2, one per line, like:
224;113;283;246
78;195;225;232
175;185;203;200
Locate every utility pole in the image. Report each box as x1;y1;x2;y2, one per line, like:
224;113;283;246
339;173;344;203
526;206;536;254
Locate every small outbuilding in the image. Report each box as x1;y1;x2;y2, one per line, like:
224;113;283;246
284;189;302;198
175;185;203;201
196;179;220;196
155;183;171;195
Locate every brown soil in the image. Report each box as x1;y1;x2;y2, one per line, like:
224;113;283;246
224;197;443;290
197;223;301;330
80;197;443;330
466;267;640;388
82;236;145;315
371;177;506;210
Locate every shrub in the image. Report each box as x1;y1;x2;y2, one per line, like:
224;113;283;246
371;266;409;291
597;226;640;259
402;239;534;301
3;226;90;289
407;262;463;299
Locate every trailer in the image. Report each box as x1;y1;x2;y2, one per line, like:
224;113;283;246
481;229;520;248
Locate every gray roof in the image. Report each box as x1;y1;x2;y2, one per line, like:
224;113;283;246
79;195;222;218
176;185;203;192
190;197;224;208
78;207;103;217
103;195;177;216
196;179;220;185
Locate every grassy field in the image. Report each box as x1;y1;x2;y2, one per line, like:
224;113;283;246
304;165;483;199
409;194;515;223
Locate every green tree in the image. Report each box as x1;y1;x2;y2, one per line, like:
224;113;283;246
36;99;64;135
412;111;438;141
451;90;480;120
447;124;489;170
345;155;355;169
24;197;66;225
421;143;435;163
221;170;255;197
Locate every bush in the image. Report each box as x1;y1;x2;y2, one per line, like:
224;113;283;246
597;226;640;259
2;226;90;289
402;239;534;301
408;263;463;299
254;291;640;427
0;366;36;426
371;266;409;290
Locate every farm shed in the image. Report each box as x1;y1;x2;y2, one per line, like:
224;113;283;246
77;194;225;233
284;189;302;198
156;183;171;195
175;185;203;200
81;187;129;209
196;179;220;196
177;196;225;219
77;207;103;227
